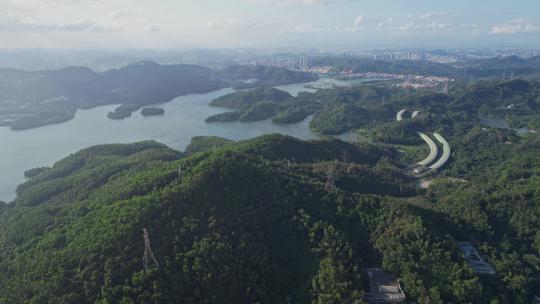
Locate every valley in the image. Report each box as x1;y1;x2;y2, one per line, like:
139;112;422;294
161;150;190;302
1;56;540;304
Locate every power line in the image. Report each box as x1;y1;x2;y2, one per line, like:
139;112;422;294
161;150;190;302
142;228;160;271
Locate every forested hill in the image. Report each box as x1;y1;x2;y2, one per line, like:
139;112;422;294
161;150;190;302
217;65;317;89
1;133;539;303
206;79;540;135
0;62;314;130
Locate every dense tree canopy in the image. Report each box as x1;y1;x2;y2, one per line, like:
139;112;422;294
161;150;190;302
0;129;539;303
1;77;540;303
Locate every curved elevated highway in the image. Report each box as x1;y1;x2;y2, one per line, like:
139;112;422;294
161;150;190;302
396;109;407;121
417;132;438;167
395;109;452;173
429;133;451;170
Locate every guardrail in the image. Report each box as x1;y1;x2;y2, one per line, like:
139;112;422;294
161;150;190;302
417;132;438;167
429;132;451;170
396;109;406;121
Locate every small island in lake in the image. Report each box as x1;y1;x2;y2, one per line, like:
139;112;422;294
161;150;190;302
206;87;294;123
107;104;140;120
141;107;165;117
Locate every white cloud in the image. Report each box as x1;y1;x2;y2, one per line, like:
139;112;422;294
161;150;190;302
0;0;157;33
347;15;381;32
284;0;354;4
492;18;540;34
354;16;365;27
247;0;357;5
141;24;160;32
207;19;244;31
280;23;330;33
347;13;487;36
207;17;268;32
0;15;123;32
419;12;450;20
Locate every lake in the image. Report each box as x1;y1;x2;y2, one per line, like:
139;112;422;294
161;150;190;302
0;79;359;202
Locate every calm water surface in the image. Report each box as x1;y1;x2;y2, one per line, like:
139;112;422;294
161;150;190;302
1;80;361;202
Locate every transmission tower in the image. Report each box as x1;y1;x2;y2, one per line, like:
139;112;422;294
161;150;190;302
325;161;337;191
142;228;160;271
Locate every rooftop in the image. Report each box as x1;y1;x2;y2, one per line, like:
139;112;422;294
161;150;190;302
458;242;496;275
363;268;406;303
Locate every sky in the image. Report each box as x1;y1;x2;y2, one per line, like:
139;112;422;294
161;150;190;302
0;0;539;50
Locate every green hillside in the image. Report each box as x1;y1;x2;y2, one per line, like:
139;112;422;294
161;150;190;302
0;134;539;303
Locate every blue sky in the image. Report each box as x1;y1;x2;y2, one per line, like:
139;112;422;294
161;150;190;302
0;0;539;49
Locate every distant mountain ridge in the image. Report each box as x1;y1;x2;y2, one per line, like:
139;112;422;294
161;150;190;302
0;62;315;130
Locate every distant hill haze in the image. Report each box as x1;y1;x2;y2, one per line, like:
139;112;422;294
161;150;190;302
0;61;315;130
2;55;539;131
314;55;540;78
